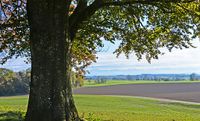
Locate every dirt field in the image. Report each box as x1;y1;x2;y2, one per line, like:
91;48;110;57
73;83;200;103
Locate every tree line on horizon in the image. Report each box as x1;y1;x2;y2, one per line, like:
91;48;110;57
87;73;200;81
0;68;84;96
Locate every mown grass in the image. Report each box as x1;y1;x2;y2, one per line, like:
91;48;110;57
84;80;200;87
0;95;200;121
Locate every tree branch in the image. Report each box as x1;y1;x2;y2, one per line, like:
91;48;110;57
69;0;103;40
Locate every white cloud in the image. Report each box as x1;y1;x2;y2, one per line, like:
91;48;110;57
87;38;200;75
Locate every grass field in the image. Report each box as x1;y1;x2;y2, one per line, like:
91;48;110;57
84;80;200;87
0;95;200;121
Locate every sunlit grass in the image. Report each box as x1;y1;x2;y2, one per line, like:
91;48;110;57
0;95;200;121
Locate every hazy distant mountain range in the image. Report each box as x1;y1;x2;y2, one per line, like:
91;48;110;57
86;74;200;81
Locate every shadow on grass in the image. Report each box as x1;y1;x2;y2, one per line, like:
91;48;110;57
0;111;24;121
0;111;104;121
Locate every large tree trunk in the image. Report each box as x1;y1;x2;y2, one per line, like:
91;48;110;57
25;0;79;121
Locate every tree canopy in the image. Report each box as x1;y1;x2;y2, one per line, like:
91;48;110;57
0;0;199;67
74;0;199;62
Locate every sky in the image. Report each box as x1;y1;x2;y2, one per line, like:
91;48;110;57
0;38;200;76
87;38;200;75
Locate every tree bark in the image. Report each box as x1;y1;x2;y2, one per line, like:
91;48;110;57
25;0;79;121
65;63;80;121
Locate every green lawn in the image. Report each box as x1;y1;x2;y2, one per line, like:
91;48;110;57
84;80;200;87
0;95;200;121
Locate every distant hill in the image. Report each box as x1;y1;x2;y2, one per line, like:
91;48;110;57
86;74;200;81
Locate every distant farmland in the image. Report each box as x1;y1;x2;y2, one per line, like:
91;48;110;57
75;82;200;103
83;80;200;87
